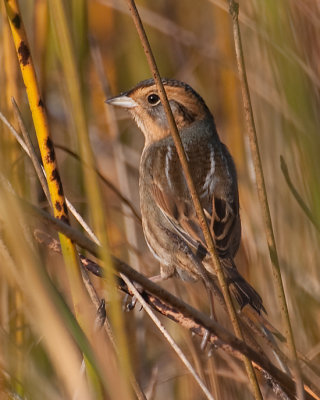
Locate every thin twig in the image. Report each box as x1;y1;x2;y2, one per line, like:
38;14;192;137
121;274;215;400
11;97;52;205
280;156;320;233
227;1;304;399
125;0;262;398
0;107;102;243
0;110;30;154
64;198;99;244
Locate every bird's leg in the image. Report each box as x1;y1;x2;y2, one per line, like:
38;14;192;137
147;274;163;283
125;264;174;311
147;263;175;283
176;241;217;350
182;250;223;352
201;282;218;351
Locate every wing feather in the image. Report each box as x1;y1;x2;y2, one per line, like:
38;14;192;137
151;138;240;259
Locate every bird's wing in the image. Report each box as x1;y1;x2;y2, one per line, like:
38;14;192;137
152;182;205;252
151;140;240;259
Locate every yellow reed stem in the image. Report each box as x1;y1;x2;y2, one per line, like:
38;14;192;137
4;0;89;361
4;1;105;396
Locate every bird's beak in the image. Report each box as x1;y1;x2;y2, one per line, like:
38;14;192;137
105;95;138;109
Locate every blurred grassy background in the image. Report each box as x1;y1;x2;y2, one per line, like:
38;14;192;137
0;0;319;399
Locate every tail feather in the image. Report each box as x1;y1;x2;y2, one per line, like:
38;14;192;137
218;258;288;372
221;258;266;315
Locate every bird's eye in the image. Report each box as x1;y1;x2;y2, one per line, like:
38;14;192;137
147;94;160;105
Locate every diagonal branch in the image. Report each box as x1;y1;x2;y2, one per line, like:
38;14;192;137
24;198;319;400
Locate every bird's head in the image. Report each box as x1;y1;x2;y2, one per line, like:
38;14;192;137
106;79;213;145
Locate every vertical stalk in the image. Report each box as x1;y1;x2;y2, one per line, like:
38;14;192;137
4;0;87;308
125;1;262;398
4;1;97;397
227;1;304;399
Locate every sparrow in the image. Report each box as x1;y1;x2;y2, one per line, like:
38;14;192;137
107;78;265;315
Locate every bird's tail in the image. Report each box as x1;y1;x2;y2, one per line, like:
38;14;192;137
220;258;266;315
220;258;286;342
220;258;287;346
208;257;287;371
